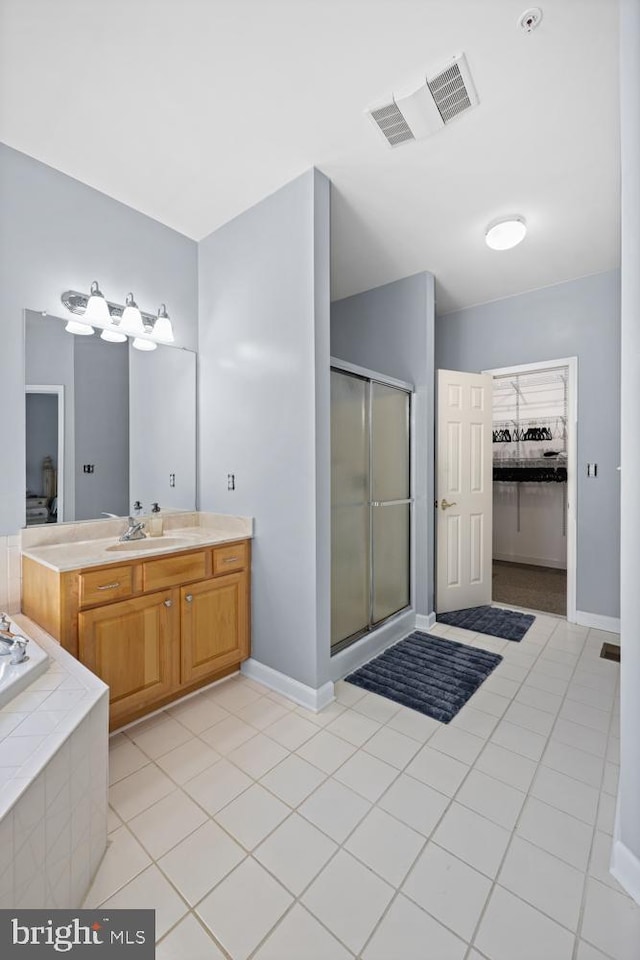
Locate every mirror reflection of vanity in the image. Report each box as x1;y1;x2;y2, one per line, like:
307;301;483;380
24;309;196;525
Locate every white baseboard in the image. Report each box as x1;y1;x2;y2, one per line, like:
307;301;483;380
241;658;334;712
494;552;566;570
415;612;437;631
611;838;640;905
575;610;621;634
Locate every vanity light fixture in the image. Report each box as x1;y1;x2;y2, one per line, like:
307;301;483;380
83;281;111;323
485;216;527;250
61;285;176;347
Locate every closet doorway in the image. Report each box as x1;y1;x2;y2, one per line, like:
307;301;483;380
485;358;577;620
330;362;413;654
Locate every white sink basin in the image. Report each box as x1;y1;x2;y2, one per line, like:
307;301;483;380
105;537;192;553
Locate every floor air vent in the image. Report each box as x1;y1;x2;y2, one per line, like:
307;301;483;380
367;52;479;148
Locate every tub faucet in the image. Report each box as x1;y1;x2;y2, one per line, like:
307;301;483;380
0;614;30;664
119;517;147;542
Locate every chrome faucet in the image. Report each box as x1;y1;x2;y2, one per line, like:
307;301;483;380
0;614;30;664
119;517;147;542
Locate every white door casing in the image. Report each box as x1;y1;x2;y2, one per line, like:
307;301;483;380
437;370;493;613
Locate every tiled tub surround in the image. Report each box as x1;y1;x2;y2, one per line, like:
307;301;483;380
0;621;49;709
20;511;253;572
86;612;639;960
0;615;109;908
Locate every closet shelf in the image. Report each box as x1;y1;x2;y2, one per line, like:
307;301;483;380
493;465;567;483
493;457;567;468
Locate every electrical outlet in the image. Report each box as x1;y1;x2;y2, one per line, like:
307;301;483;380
227;473;236;491
587;463;598;478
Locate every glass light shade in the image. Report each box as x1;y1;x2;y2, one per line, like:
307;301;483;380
120;293;144;335
100;328;127;343
65;320;94;336
83;281;111;323
132;337;157;351
485;217;527;251
154;305;174;343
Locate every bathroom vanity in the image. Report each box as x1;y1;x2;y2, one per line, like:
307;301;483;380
20;513;252;730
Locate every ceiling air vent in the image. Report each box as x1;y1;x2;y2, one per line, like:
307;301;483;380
367;53;479;148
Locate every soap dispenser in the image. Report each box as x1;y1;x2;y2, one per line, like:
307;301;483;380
149;502;163;537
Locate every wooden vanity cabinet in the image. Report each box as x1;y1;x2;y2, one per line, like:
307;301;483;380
22;539;251;729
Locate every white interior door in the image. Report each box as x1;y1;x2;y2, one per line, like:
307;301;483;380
437;370;493;613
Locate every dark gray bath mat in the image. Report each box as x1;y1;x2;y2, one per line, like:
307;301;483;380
437;605;535;642
345;631;503;723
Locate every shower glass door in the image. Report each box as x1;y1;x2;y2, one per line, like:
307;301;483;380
331;368;412;653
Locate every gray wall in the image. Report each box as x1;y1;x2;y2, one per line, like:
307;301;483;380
0;143;198;535
617;0;640;895
25;394;57;498
331;272;436;621
74;337;129;520
198;169;331;690
436;270;621;620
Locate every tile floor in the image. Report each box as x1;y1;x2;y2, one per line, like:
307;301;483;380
84;612;639;960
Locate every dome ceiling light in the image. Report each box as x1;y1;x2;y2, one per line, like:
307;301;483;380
485;216;527;251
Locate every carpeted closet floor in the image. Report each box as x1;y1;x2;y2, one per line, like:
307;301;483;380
492;560;566;616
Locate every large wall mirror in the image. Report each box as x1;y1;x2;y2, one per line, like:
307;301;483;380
24;310;196;525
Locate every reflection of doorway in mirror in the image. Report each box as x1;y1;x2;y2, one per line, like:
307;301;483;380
25;385;64;525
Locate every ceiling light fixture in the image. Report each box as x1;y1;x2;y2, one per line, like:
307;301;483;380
485;216;527;251
61;286;176;347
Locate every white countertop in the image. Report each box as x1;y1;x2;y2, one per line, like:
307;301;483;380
21;512;253;573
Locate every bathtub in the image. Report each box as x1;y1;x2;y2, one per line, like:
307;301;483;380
0;619;49;709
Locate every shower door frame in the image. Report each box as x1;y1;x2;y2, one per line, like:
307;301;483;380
330;357;416;655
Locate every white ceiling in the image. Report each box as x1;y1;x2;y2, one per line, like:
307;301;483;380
0;0;620;314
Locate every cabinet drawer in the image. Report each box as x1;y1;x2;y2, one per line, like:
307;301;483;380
142;551;207;591
79;566;133;607
212;542;248;576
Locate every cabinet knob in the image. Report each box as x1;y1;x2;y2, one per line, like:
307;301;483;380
185;594;193;603
163;599;173;608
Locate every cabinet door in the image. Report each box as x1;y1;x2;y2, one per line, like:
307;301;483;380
79;590;180;728
181;573;249;685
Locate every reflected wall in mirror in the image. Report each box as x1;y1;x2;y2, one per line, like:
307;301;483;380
24;310;196;525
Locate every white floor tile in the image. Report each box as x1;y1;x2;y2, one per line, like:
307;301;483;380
351;691;402;723
334;680;367;707
526;670;570;697
259;754;326;808
402;842;491;941
253;904;352;960
482;675;521;699
589;830;629;895
109;764;176;822
377;773;449;837
362;893;467;960
325;709;381;747
215;783;289;850
405;744;469;797
456;770;526;831
450;705;499;739
126;714;193;760
516;796;594;871
429;724;485;764
474;885;574;960
503;701;555;737
498;836;584;931
530;766;599;825
208;681;263;713
386;706;442;741
345;807;424;886
83;825;151;907
155;737;220;785
602;761;620;797
432;801;511;878
474;742;537;792
199;715;258;754
576;940;613;960
596;791;617;835
108;738;150;785
156;914;225;960
254;813;337;894
236;696;290;730
197;858;292;960
490;719;547;762
156;914;226;960
362;726;422;769
166;695;229;735
333;750;398;801
100;864;188;940
567;682;615;713
297;730;357;774
264;712;319;750
542;739;604;788
128;789;207;859
183;758;252;815
296;701;347;728
559;699;611;734
226;732;288;779
157;820;244;906
468;689;511;718
302;850;394;955
552;719;607;758
299;778;370;843
581;878;640;960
